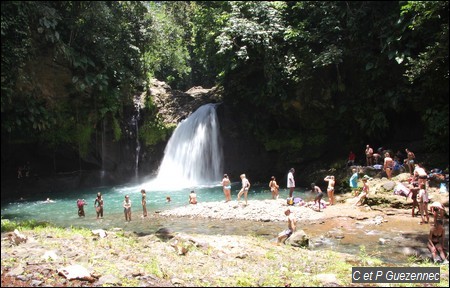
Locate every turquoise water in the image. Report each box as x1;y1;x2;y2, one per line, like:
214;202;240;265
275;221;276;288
2;180;437;265
1;180;314;232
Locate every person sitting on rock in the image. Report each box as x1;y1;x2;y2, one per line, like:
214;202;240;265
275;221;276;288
354;178;369;206
427;219;448;264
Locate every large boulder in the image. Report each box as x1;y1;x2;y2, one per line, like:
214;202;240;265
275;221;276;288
286;229;310;247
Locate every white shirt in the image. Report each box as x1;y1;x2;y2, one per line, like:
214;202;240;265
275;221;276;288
287;172;295;188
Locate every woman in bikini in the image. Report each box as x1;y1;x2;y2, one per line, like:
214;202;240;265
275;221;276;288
123;195;131;222
383;152;394;179
237;173;250;206
141;189;147;218
94;192;104;219
427;219;448;263
269;176;280;200
324;175;335;205
418;183;429;224
354;178;369;206
221;174;232;202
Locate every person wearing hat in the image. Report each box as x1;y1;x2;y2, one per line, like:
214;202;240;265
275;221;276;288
430;202;446;224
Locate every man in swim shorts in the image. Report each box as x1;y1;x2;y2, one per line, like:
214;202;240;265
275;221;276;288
312;183;324;211
277;209;296;244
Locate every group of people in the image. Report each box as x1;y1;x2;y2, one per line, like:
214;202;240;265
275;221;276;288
363;145;419;177
17;161;31;179
361;146;449;264
220;168;305;205
220;173;252;205
76;189;149;222
220;168;339;210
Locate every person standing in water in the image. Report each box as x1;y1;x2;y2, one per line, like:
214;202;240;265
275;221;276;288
77;199;86;217
221;174;232;202
141;189;148;218
189;190;198;204
123;195;132;222
269;176;280;200
94;192;104;219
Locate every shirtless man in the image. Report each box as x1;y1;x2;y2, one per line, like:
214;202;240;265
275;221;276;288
189;190;198;204
277;209;296;244
428;220;448;263
221;174;232;202
324;175;335;205
409;183;420;218
365;145;374;167
311;183;324;211
269;176;280;200
383;152;394;179
405;148;415;175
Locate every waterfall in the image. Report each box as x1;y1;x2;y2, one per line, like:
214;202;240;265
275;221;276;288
133;94;143;179
100;118;106;181
134;113;141;178
154;103;223;190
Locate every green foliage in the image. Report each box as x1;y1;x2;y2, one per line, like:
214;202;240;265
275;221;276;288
1;218;51;233
75;123;94;157
142;2;191;89
111;116;122;142
139;119;175;147
1;1;448;171
422;107;449;151
358;245;383;266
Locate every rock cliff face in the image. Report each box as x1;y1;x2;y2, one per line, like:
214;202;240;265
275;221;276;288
1;79;276;198
142;79;274;183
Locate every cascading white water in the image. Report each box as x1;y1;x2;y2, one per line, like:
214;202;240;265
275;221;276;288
153;103;223;190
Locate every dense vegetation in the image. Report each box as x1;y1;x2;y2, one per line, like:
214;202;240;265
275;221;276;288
1;1;448;175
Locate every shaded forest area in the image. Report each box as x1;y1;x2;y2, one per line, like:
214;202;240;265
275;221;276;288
1;1;448;185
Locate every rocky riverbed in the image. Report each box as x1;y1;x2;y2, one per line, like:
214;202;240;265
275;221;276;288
1;173;449;287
